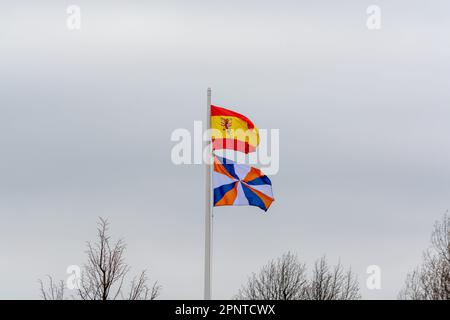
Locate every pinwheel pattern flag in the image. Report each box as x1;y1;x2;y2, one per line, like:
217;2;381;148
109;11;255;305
213;156;274;212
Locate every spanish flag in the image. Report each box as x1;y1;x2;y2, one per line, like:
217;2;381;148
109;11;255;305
211;105;259;154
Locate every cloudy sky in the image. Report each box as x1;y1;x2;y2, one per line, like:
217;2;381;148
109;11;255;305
1;0;449;299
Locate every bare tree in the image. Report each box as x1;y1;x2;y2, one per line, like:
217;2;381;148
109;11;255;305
307;256;360;300
127;270;160;300
38;275;65;300
236;252;308;300
235;252;360;300
399;213;450;300
39;217;161;300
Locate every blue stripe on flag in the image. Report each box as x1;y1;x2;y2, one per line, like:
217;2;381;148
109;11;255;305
221;163;240;180
213;182;237;205
241;183;267;211
245;176;272;186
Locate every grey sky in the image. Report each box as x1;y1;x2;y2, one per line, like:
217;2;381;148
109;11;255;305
1;1;449;299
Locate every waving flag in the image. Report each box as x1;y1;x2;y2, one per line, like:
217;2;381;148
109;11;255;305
213;156;274;212
202;89;276;299
211;105;259;154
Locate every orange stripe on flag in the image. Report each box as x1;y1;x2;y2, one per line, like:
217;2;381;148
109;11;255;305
215;182;238;206
214;160;237;180
243;167;263;182
242;182;274;210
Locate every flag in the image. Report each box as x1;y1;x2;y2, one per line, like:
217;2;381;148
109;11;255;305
211;105;259;154
213;156;274;211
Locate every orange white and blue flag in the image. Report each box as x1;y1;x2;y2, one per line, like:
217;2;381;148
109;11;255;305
211;105;259;154
213;156;274;212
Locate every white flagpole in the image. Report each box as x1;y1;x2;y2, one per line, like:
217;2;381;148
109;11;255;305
204;87;213;300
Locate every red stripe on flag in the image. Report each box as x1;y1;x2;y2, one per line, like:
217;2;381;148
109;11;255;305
211;105;256;129
212;138;256;154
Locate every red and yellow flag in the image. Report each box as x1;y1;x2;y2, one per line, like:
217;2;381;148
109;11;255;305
211;105;259;154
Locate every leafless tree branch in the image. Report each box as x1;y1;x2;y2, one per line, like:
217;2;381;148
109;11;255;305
399;212;450;300
235;252;360;300
40;217;161;300
38;275;65;300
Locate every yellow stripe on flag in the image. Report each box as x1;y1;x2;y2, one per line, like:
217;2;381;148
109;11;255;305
211;115;259;147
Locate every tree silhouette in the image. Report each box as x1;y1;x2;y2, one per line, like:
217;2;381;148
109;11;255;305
39;217;160;300
236;252;360;300
399;213;450;300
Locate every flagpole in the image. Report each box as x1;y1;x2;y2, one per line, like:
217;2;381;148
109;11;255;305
204;87;213;300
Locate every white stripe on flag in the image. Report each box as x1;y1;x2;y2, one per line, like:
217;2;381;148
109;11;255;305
233;182;250;206
213;171;237;189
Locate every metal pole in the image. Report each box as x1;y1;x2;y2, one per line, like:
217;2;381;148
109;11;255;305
204;87;213;300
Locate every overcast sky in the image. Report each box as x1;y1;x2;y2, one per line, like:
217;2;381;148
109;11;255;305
1;0;449;299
